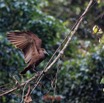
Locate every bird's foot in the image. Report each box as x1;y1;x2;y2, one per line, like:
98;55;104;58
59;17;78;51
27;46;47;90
32;68;37;72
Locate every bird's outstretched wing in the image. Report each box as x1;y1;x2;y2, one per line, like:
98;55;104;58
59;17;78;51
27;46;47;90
27;32;42;49
7;31;41;64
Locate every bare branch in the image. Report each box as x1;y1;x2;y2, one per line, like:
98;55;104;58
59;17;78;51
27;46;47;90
0;73;39;97
30;0;94;94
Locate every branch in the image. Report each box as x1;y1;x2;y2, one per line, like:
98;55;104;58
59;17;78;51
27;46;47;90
30;0;94;94
0;73;39;97
0;0;94;97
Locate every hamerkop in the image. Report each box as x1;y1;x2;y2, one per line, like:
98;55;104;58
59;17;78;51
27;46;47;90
7;31;48;74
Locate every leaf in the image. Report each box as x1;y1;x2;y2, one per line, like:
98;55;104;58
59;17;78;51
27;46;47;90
92;25;99;34
96;0;101;4
92;25;103;35
100;77;104;84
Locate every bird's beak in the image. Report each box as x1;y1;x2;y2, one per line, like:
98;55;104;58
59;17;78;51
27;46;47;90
44;49;49;56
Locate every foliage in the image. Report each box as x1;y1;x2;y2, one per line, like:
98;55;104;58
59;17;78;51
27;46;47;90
0;0;104;103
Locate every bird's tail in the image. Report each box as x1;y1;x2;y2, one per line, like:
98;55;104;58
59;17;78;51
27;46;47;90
20;66;31;74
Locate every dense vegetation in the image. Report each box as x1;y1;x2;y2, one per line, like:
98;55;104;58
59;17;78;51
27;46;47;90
0;0;104;103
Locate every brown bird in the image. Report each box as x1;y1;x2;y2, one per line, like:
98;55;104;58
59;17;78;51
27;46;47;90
7;31;48;74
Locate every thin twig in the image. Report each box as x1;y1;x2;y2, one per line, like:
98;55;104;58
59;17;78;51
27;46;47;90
0;73;39;97
45;0;94;72
30;0;94;94
20;82;28;103
53;61;60;95
43;0;97;71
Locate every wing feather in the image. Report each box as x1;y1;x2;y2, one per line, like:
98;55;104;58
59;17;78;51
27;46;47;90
23;45;33;63
7;32;30;49
25;42;39;64
27;32;42;49
7;31;42;68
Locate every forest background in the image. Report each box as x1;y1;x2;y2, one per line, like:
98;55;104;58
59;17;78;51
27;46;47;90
0;0;104;103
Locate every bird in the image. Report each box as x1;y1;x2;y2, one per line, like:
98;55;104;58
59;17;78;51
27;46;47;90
7;31;48;74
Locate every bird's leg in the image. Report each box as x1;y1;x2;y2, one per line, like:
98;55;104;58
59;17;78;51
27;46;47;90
32;64;36;72
32;65;44;76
